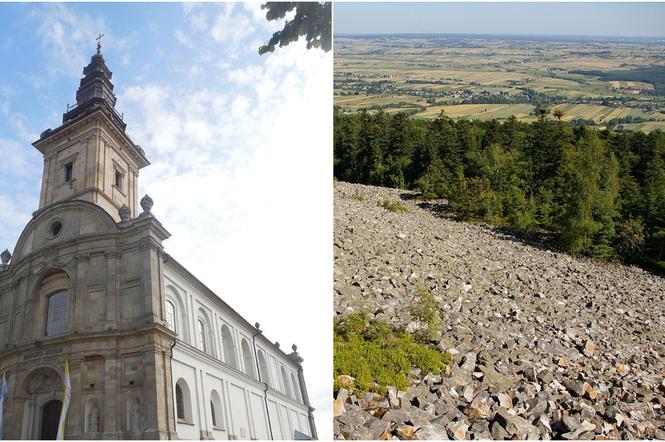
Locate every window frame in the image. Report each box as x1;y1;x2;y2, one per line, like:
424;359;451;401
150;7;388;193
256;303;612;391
64;162;73;183
165;300;176;333
45;290;68;337
197;319;207;353
175;384;185;422
114;169;124;192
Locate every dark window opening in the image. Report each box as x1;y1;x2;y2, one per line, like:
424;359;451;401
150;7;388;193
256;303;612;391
50;221;63;238
115;170;123;191
210;401;217;427
176;385;184;420
64;163;73;182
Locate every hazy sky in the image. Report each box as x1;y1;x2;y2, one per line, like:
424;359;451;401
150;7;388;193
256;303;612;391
0;2;332;437
334;2;665;38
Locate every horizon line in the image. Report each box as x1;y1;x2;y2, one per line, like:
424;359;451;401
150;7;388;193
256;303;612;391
335;32;665;41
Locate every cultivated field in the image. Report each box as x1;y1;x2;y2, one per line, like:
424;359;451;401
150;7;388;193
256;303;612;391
334;35;665;132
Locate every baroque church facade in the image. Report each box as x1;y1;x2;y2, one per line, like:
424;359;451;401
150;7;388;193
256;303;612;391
0;50;316;440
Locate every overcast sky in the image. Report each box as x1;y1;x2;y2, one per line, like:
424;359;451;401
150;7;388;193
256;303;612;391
0;2;332;437
334;2;665;38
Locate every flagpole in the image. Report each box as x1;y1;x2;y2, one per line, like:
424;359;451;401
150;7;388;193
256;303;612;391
56;362;71;440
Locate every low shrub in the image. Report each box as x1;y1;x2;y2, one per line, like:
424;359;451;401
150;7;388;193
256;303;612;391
334;313;450;394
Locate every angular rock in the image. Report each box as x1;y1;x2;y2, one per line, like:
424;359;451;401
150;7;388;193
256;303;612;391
415;423;449;440
396;425;417;440
446;421;468;440
493;408;539;439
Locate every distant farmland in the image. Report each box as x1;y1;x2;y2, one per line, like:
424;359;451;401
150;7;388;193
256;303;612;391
334;35;665;132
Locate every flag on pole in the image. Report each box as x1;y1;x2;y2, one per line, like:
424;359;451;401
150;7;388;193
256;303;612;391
0;371;8;440
56;362;71;440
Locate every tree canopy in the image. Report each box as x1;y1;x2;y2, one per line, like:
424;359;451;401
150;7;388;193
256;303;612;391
334;109;665;270
259;2;332;55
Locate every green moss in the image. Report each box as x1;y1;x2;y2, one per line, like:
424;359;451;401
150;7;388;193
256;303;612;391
379;199;408;213
349;191;365;201
334;313;450;394
409;286;443;342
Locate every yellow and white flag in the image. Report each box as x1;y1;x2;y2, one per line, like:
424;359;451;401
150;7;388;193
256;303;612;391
56;361;71;440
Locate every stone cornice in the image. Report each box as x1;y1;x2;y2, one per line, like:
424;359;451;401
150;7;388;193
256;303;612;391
34;108;149;169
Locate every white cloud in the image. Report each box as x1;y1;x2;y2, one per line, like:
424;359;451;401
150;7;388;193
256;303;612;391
30;4;134;78
31;4;105;77
188;11;208;32
0;99;39;143
0;138;37;178
210;3;255;46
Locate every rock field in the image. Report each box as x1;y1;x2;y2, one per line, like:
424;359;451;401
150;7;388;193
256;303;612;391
333;181;665;440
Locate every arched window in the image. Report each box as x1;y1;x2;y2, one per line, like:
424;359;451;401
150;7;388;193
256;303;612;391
291;373;301;402
165;301;176;332
241;339;257;379
176;384;185;420
280;366;292;398
210;390;224;429
175;379;192;423
46;291;68;336
165;286;190;344
257;350;271;387
221;325;237;369
197;319;207;353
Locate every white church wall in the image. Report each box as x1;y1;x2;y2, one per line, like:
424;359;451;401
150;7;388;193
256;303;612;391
164;262;312;440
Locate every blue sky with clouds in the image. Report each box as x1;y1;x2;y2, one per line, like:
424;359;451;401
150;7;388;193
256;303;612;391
0;2;332;437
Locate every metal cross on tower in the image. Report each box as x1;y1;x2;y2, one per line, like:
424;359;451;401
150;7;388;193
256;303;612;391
96;33;104;54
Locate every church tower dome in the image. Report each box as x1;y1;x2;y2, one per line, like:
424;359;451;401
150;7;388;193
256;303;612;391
32;46;149;221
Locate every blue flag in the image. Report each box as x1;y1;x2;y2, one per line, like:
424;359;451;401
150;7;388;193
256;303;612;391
0;371;7;440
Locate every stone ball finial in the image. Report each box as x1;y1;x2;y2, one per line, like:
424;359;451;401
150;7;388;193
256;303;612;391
140;194;153;213
292;344;298;352
1;249;11;265
275;342;280;348
255;322;261;330
118;205;131;222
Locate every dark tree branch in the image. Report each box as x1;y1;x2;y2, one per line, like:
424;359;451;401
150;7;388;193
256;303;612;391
259;2;331;55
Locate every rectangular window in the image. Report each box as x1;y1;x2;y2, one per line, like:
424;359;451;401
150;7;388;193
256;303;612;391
64;163;73;182
115;170;123;191
46;291;68;336
197;320;206;352
165;301;176;332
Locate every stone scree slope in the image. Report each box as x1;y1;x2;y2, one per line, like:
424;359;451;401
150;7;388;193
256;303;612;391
333;181;665;440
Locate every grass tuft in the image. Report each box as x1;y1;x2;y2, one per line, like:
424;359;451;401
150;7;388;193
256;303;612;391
380;199;408;213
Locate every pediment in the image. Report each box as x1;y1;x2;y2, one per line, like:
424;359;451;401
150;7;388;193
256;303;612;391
11;200;119;264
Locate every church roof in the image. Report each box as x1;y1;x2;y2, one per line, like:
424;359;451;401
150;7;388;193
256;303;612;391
62;50;126;132
34;49;148;168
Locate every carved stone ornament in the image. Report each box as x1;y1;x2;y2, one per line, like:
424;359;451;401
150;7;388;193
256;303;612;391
140;194;153;214
1;249;11;265
118;204;131;222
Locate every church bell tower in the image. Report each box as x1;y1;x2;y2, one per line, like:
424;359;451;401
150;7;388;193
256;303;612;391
32;46;149;221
